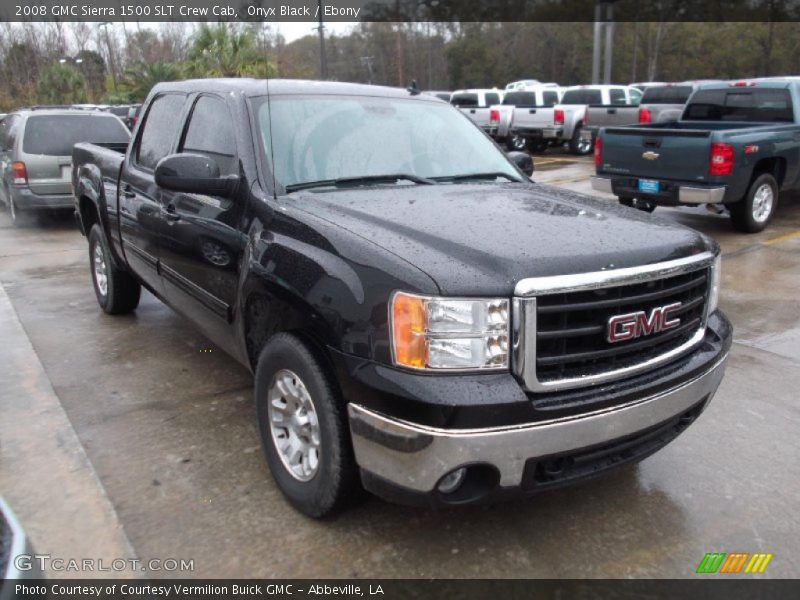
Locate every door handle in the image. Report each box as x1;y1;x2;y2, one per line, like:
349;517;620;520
164;204;181;222
608;108;617;114
122;185;135;199
529;109;537;114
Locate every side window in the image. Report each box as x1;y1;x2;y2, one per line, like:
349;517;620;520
543;91;559;106
609;88;627;105
180;96;237;176
1;116;19;151
484;93;500;107
629;88;643;105
136;94;186;170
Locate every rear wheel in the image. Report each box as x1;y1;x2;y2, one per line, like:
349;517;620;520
88;224;141;314
506;135;528;152
729;173;777;233
255;333;359;518
619;197;656;213
569;125;593;155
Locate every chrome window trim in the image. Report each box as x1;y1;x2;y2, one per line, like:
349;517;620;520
513;251;716;392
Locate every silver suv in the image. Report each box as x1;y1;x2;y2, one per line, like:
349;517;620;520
0;109;130;226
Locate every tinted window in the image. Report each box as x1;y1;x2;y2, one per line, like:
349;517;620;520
543;91;559;106
629;88;643;105
502;92;537;106
642;86;693;104
180;96;237;176
609;88;627;105
484;93;500;107
561;89;603;105
22;114;129;156
684;89;793;122
451;93;479;107
137;94;185;169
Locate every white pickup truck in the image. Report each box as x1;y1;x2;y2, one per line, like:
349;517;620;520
508;84;642;155
489;87;563;151
450;89;504;133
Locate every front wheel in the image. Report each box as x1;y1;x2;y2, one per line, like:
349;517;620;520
255;333;359;518
569;125;593;155
619;197;656;213
88;224;141;314
729;173;778;233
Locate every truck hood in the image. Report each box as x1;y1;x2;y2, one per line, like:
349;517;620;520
288;182;711;296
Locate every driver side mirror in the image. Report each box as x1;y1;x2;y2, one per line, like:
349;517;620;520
155;153;239;198
507;151;534;177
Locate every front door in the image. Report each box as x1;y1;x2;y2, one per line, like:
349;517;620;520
158;94;247;345
119;93;187;294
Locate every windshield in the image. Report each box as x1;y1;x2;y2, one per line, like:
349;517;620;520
23;114;130;156
255;94;520;190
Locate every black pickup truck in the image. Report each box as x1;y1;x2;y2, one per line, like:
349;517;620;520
73;79;731;517
592;80;800;232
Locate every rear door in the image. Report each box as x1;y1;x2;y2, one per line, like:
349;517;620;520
119;93;188;293
20;113;129;196
158;93;247;330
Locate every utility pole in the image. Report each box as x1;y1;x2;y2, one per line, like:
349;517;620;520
97;21;118;92
591;1;616;84
317;0;327;79
360;56;375;84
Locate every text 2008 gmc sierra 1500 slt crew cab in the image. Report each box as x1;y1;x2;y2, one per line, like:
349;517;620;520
73;79;731;518
592;80;800;232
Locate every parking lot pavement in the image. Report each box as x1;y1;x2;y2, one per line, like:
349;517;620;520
0;162;799;578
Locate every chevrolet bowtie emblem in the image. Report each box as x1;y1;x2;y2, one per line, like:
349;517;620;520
642;151;660;160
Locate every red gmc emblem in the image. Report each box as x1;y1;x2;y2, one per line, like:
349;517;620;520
607;302;682;343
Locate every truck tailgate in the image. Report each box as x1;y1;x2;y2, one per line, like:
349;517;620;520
600;127;712;181
511;107;554;130
585;106;639;128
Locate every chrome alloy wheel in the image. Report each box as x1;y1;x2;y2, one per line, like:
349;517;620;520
93;242;108;297
752;183;774;224
267;369;321;482
576;133;593;154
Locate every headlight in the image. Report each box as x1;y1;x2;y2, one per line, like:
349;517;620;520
390;292;509;370
708;254;721;314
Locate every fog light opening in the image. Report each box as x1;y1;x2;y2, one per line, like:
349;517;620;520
437;467;467;494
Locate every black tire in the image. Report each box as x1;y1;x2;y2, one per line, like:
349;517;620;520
88;224;141;314
255;332;359;518
619;197;656;213
569;124;593;155
729;173;778;233
527;138;550;153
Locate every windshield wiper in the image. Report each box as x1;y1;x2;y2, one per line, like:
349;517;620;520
431;172;522;183
285;174;435;193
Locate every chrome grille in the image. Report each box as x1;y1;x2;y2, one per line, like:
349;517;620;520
513;252;715;392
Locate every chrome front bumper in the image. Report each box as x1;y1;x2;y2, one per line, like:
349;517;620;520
590;177;727;204
348;353;727;493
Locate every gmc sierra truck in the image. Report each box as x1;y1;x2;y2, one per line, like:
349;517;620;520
450;88;504;133
73;79;731;518
592;80;800;232
489;87;563;151
509;84;642;155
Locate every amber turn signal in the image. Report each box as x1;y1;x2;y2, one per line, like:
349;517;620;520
391;293;428;368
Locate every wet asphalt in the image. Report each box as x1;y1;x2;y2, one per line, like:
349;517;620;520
0;152;798;578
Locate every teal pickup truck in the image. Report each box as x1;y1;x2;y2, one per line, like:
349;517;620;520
591;80;800;232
